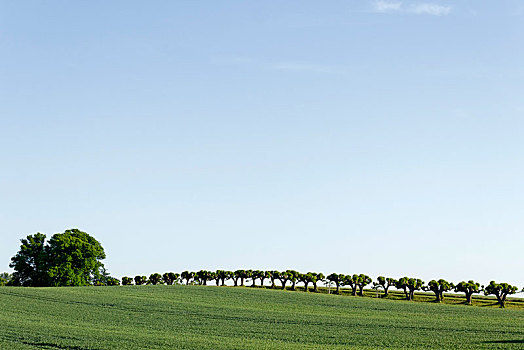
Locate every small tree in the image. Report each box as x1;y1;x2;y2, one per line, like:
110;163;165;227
286;270;299;291
310;272;324;292
9;233;49;286
278;271;291;290
298;273;310;292
233;270;242;286
122;276;133;285
424;279;453;302
373;276;397;297
163;272;179;285
344;275;358;296
484;281;518;308
395;277;422;300
195;270;213;285
454;280;481;305
148;273;163;285
180;271;194;285
134;275;147;285
1;272;13;286
355;274;372;296
268;271;280;289
106;277;120;286
326;273;345;294
259;271;271;287
250;270;262;287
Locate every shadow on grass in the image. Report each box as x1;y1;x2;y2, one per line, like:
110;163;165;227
482;340;524;344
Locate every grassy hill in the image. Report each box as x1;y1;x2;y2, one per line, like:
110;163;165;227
0;285;523;349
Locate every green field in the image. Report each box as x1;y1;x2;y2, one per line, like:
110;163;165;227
1;286;523;349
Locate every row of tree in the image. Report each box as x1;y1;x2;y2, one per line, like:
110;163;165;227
119;270;521;308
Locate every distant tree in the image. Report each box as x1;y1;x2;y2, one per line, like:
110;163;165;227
454;280;481;305
395;277;423;300
122;277;133;285
181;271;194;285
286;270;300;291
355;274;372;296
310;272;324;292
163;272;179;285
326;273;345;294
214;270;224;286
259;271;271;287
373;276;397;297
278;271;291;290
233;270;242;286
106;277;120;286
298;273;310;292
244;270;253;286
424;279;453;302
0;272;12;286
268;271;280;289
251;270;263;287
148;273;163;285
134;275;147;285
9;233;49;286
484;281;518;308
344;275;358;296
195;270;213;285
234;270;251;286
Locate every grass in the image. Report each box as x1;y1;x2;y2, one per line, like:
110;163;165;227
0;285;523;349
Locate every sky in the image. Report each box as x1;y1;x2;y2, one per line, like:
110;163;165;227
1;1;523;288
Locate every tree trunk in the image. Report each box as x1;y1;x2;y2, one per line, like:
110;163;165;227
304;282;309;292
260;278;265;287
466;292;473;305
313;282;318;292
351;286;357;296
335;283;340;294
251;279;256;287
291;281;296;291
358;285;364;296
221;278;225;286
384;286;389;297
233;278;238;287
271;279;275;289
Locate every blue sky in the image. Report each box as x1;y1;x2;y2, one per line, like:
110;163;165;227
1;1;523;287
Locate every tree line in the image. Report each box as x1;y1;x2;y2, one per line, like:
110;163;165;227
118;269;521;308
3;231;522;308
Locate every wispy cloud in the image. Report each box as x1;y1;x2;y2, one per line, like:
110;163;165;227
408;3;451;16
372;1;452;16
373;1;402;13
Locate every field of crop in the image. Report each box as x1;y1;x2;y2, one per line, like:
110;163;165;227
0;285;523;349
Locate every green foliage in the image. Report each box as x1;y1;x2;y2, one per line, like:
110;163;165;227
134;276;147;285
374;276;397;297
180;271;194;285
163;272;179;285
1;286;523;349
0;272;12;286
9;230;107;287
9;233;49;286
285;270;299;291
395;277;423;300
122;277;133;286
268;270;280;289
484;281;518;308
354;274;372;296
424;279;453;302
148;273;163;285
326;273;345;294
195;270;213;285
454;280;481;305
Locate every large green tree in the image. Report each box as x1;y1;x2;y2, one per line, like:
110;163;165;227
484;281;518;308
326;273;344;294
454;280;481;305
9;233;49;286
374;276;397;297
424;279;453;302
45;229;106;287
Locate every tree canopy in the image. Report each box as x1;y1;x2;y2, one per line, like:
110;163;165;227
10;229;111;287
